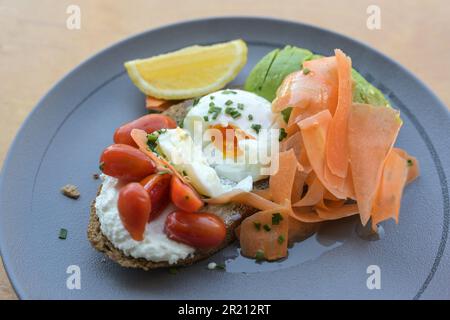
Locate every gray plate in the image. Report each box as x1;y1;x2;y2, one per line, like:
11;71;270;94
1;17;449;300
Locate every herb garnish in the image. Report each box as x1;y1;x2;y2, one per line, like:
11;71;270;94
99;162;105;172
59;228;68;240
278;235;285;244
168;267;178;275
251;124;261;134
203;115;209;122
225;106;241;119
281;107;292;123
237;103;245;110
279;128;287;141
225;100;233;106
215;263;226;270
255;250;265;261
272;213;283;225
208;104;222;120
147;132;158;142
263;224;271;232
248;114;254;121
193;97;200;106
254;222;261;231
407;159;414;167
146;133;158;152
157;170;171;175
303;68;311;75
221;90;237;95
210;95;215;100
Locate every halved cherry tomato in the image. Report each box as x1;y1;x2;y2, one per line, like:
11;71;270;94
118;183;151;241
164;210;226;249
100;144;156;182
140;173;172;221
170;176;204;212
113;114;177;147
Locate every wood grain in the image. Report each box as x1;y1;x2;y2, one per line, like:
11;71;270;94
0;0;449;300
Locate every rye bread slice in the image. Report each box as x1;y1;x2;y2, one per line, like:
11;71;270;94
87;101;318;270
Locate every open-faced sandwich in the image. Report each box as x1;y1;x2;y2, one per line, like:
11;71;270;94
88;40;420;270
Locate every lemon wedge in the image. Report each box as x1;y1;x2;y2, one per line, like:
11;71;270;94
124;39;248;100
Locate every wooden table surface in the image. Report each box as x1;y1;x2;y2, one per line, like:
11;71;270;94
0;0;449;300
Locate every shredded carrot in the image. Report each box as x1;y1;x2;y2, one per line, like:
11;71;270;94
292;175;324;207
393;147;420;184
145;96;177;112
269;149;299;204
130;129;187;182
239;207;290;261
348;104;402;225
326;49;352;178
372;149;409;225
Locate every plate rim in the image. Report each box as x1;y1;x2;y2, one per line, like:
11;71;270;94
1;16;449;299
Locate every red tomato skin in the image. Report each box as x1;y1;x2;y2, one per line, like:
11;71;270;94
164;210;226;249
100;144;156;182
170;176;204;212
117;183;151;241
113;114;177;147
140;173;172;221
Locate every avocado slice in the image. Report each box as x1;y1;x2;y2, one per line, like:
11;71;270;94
245;46;391;118
351;69;390;107
244;46;313;102
244;48;279;101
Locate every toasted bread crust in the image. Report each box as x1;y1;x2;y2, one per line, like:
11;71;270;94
88;183;259;270
87;101;261;270
87;101;317;270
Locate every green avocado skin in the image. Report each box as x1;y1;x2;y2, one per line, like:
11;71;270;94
351;69;389;107
244;46;313;102
245;47;390;107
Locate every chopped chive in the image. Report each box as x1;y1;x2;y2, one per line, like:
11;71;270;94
279;128;287;142
215;263;226;270
278;235;285;244
303;68;311;75
168;267;178;275
99;162;105;171
224;107;241;119
272;213;283;225
222;90;237;95
59;228;68;240
209;102;215;108
225;100;233;106
251;124;261;134
407;159;414;167
263;224;271;232
210;96;215;100
254;222;261;231
255;250;265;261
193;98;200;106
157;170;171;175
281;107;292;124
237;103;245;110
147;133;158;142
178;120;184;128
203;115;209;122
248;114;254;121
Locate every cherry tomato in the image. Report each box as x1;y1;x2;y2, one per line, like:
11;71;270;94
140;173;171;221
100;144;156;181
170;176;204;212
113;114;177;147
118;183;151;241
164;210;226;249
